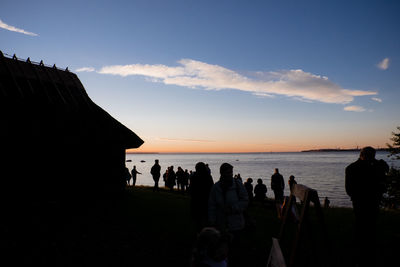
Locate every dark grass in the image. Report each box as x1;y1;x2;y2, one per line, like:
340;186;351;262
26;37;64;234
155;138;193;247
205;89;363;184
91;186;400;267
5;186;400;266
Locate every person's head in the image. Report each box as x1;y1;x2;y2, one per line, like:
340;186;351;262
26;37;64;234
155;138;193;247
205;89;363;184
274;168;279;173
257;178;263;184
220;163;233;178
359;146;376;161
194;227;230;263
289;175;295;180
246;178;253;183
195;162;207;173
133;165;136;169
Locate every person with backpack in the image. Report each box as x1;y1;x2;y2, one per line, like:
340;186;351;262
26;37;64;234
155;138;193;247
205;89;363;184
208;163;248;267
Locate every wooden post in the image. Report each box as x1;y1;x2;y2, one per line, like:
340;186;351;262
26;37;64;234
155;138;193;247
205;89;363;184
269;184;329;267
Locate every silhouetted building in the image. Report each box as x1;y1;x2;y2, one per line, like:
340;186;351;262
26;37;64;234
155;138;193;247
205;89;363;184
0;51;143;203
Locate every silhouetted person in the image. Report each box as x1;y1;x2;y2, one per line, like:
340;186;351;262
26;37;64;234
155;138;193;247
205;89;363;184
208;163;248;267
345;146;389;267
124;166;132;186
183;169;190;193
271;168;284;203
191;227;231;267
254;178;267;203
243;178;254;205
235;174;242;183
288;175;297;192
130;165;142;187
176;166;185;193
163;168;169;187
167;166;176;191
205;164;211;175
323;197;330;209
190;162;214;232
150;159;161;192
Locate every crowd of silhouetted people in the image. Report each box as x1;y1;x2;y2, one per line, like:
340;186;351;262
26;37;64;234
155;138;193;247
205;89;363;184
125;160;302;204
122;146;389;267
143;159;305;267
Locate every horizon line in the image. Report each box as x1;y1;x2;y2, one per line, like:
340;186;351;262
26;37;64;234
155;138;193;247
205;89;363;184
126;147;388;154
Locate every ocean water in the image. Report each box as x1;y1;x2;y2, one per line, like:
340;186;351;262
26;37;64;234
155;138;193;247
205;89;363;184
125;151;398;208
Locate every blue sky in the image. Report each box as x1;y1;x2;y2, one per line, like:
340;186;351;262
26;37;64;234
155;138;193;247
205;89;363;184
1;0;399;152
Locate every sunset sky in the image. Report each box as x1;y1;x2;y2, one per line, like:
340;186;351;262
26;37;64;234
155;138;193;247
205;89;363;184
1;0;399;153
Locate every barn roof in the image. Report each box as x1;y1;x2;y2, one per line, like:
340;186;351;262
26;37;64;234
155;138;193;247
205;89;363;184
0;51;144;149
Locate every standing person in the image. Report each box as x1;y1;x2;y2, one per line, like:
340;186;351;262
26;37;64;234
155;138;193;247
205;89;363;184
167;166;176;191
124;166;132;186
345;146;389;267
271;168;285;203
150;159;161;192
183;169;190;193
130;166;142;187
176;166;185;193
189;162;214;232
236;174;243;183
208;163;248;267
288;175;297;192
163;168;169;187
254;178;267;203
243;178;254;205
205;164;211;175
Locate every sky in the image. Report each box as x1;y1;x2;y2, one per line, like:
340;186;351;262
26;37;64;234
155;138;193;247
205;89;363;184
1;0;399;153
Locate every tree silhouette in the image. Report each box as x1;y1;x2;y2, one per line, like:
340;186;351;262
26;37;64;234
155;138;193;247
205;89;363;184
387;126;400;160
383;126;400;208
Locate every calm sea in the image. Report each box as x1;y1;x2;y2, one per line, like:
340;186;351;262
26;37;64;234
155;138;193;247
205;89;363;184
125;151;398;208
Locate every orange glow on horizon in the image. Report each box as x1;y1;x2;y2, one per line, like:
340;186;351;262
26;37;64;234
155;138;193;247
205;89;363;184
126;140;388;154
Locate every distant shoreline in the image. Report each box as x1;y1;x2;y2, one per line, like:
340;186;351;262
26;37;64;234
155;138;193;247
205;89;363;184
301;148;388;152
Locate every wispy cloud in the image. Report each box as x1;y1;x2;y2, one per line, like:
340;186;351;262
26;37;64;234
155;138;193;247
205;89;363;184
377;57;390;70
371;97;382;103
76;67;95;72
344;105;366;112
0;19;38;36
158;137;215;143
98;59;377;104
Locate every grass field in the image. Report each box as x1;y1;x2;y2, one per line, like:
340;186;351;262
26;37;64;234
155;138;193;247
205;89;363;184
86;186;400;267
5;186;400;266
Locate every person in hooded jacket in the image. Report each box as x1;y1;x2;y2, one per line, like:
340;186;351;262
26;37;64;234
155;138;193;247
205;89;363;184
208;163;248;267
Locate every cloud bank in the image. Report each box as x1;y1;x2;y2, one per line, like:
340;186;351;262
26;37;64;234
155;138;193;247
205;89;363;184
377;58;390;70
76;67;95;72
98;59;377;104
0;19;38;36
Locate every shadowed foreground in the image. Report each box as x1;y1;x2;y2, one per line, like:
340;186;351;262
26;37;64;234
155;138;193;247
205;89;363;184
2;186;399;267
